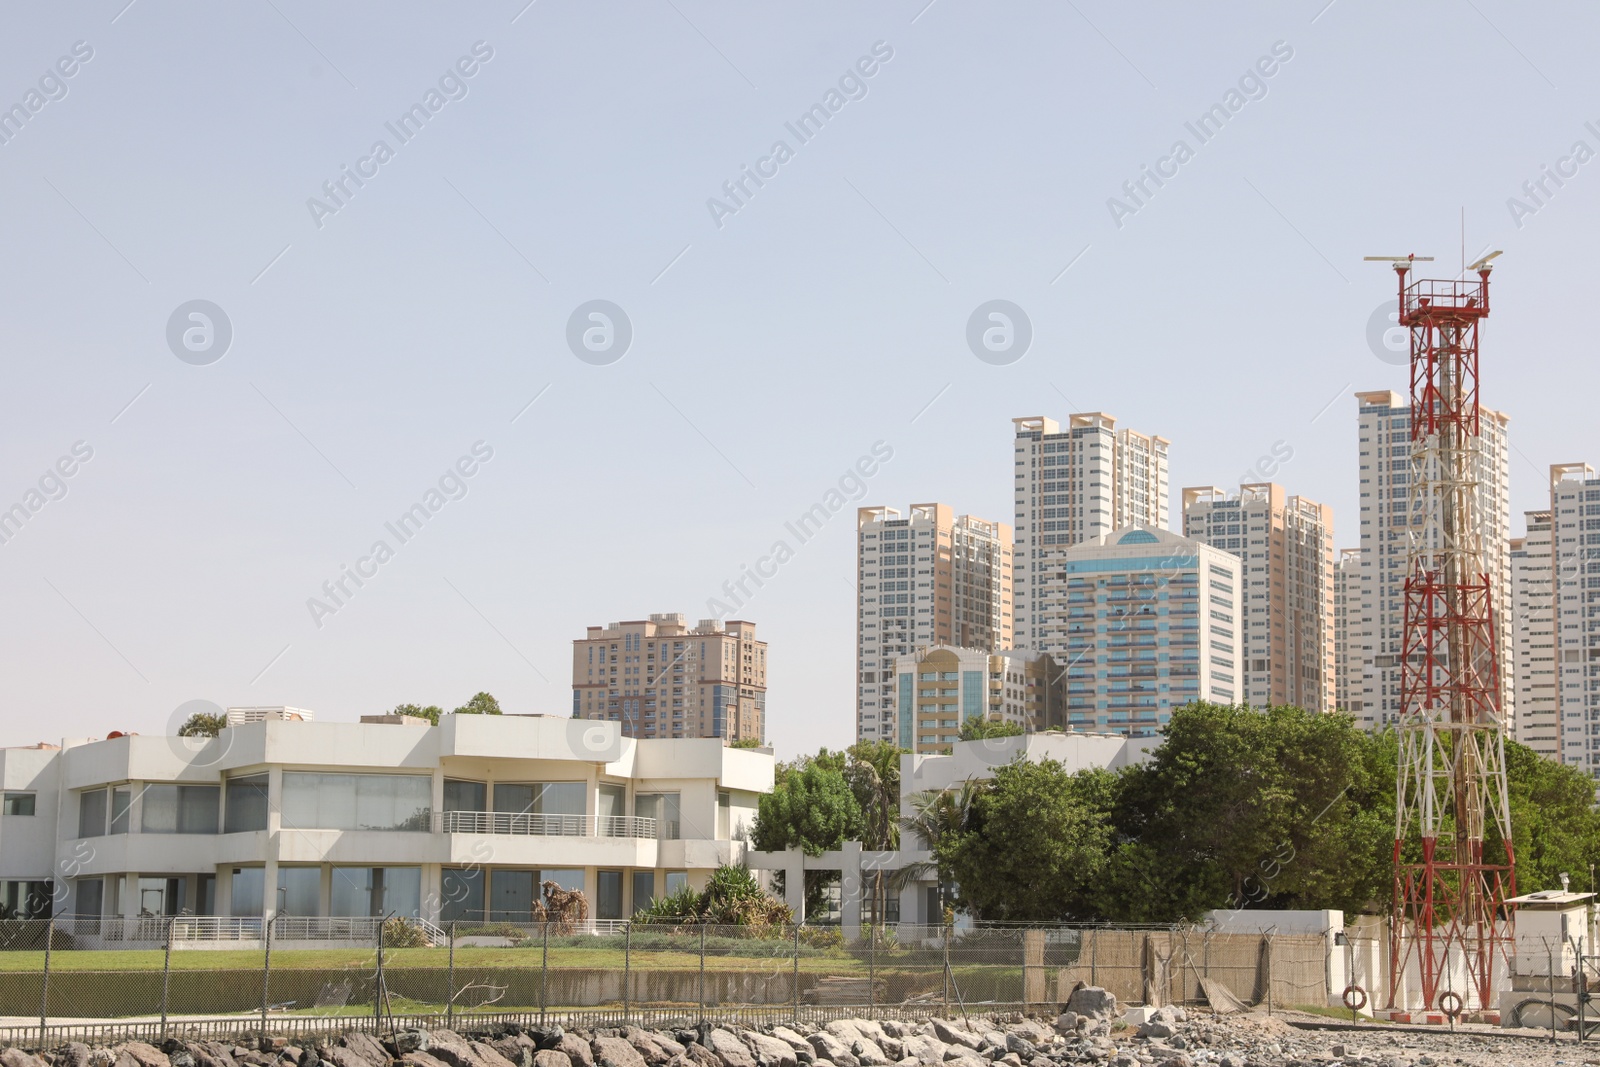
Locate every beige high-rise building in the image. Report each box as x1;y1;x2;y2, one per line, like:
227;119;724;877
1182;483;1335;712
855;504;1012;744
573;614;766;743
1354;390;1512;731
1510;508;1558;760
1334;547;1364;716
1012;414;1171;654
889;645;1064;753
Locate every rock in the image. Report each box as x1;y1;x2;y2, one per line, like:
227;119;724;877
558;1039;594;1067
532;1054;570;1067
1135;1024;1173;1041
771;1032;812;1056
849;1046;886;1067
3;1052;48;1067
490;1041;532;1067
705;1031;757;1067
743;1035;797;1067
805;1036;856;1067
393;1034;431;1057
682;1047;720;1067
624;1031;684;1067
591;1040;647;1067
1166;1038;1185;1052
469;1043;519;1067
118;1047;170;1067
1065;987;1119;1022
401;1054;451;1067
53;1048;93;1067
930;1024;979;1053
899;1038;946;1067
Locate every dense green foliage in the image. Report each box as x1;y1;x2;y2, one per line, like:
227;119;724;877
633;864;792;927
392;703;444;724
453;692;503;716
929;702;1600;923
958;716;1025;740
177;712;227;737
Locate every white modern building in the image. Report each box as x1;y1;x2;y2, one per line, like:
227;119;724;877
1510;508;1559;760
1550;464;1600;772
1012;414;1170;655
1183;483;1336;712
1353;390;1512;731
1054;526;1242;736
855;504;1013;744
0;710;772;941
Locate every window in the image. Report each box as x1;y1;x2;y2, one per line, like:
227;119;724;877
597;870;623;920
443;779;486;813
493;782;585;817
224;774;270;833
141;785;220;834
2;793;35;816
281;773;431;832
231;867;265;917
716;791;731;840
598;784;626;835
78;789;107;838
440;867;485;923
277;867;320;916
632;870;655;912
635;792;681;839
109;787;131;835
664;871;688;896
330;866;421;917
75;878;104;919
0;880;52;920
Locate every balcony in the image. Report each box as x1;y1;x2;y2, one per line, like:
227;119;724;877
436;811;658;838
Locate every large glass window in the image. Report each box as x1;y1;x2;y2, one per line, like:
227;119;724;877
0;880;52;920
224;774;269;833
443;779;486;813
277;867;321;916
231;867;264;916
2;793;36;816
492;782;585;816
487;869;534;922
77;789;107;838
281;774;431;831
664;871;688;896
330;867;420;917
631;870;655;913
74;878;103;918
141;785;221;834
635;792;681;839
440;867;484;923
138;877;186;917
597;870;623;920
716;791;731;840
109;787;132;835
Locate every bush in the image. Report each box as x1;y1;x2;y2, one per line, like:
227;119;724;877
381;916;433;947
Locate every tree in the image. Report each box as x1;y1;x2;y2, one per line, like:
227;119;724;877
936;758;1115;922
958;715;1024;741
178;711;227;737
751;761;865;915
729;738;764;749
393;703;443;725
842;740;907;924
453;692;502;716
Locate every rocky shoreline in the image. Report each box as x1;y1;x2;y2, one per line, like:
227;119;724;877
0;988;1577;1067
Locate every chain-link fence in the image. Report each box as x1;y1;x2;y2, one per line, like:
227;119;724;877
0;918;1336;1047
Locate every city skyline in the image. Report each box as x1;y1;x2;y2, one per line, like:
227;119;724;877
3;4;1598;761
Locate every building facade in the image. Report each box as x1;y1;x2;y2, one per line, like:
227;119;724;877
1334;547;1364;716
1550;464;1600;772
1353;390;1512;731
1510;508;1559;760
1182;483;1336;712
1012;414;1170;656
1054;526;1242;736
0;712;771;935
573;614;766;742
854;505;1013;743
887;645;1062;752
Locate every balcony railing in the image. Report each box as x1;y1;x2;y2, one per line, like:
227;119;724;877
435;810;658;838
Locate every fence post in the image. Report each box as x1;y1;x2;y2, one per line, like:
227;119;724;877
446;921;457;1028
540;921;549;1025
39;917;54;1047
261;915;274;1043
1264;933;1273;1017
161;916;174;1039
869;924;876;1020
792;925;800;1026
374;919;384;1033
942;924;951;1018
623;922;632;1024
1090;928;1098;987
698;923;707;1024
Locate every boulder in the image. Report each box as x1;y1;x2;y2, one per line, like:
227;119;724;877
804;1036;856;1067
393;1034;431;1057
557;1038;594;1067
1064;987;1119;1022
532;1053;571;1067
929;1024;978;1053
2;1051;49;1067
704;1031;756;1067
624;1030;683;1067
741;1035;796;1067
489;1040;532;1067
120;1046;170;1067
469;1043;520;1067
591;1038;647;1067
681;1047;719;1067
900;1038;947;1067
401;1054;451;1067
769;1031;812;1056
338;1035;390;1067
52;1047;93;1067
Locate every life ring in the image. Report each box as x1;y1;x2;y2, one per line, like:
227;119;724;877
1438;991;1464;1018
1342;985;1368;1011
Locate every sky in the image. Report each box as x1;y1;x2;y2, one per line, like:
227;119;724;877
2;1;1597;762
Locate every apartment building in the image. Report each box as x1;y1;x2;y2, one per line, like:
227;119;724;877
1334;548;1364;716
1549;465;1600;772
0;712;770;934
887;645;1062;752
1511;509;1559;760
1353;390;1512;731
1012;414;1170;655
1182;484;1336;712
573;614;766;743
855;505;1013;744
1054;526;1242;736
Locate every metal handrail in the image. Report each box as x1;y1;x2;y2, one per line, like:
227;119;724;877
435;810;658;838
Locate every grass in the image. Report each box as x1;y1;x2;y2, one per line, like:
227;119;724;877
1285;1003;1391;1023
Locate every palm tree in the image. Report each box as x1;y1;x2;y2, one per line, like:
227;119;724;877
846;741;905;926
891;779;986;929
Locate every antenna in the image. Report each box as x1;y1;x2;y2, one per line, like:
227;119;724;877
1363;255;1436;263
1468;249;1504;272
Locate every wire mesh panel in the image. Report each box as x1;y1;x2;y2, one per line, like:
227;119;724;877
623;923;701;1015
702;924;798;1011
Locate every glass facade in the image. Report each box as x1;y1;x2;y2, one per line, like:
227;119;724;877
141;784;221;834
224;773;269;833
281;773;431;832
330;866;421;917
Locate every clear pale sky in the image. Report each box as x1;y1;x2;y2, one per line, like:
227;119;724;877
2;1;1595;760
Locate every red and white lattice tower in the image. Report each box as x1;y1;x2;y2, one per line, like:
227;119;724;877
1374;253;1516;1014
